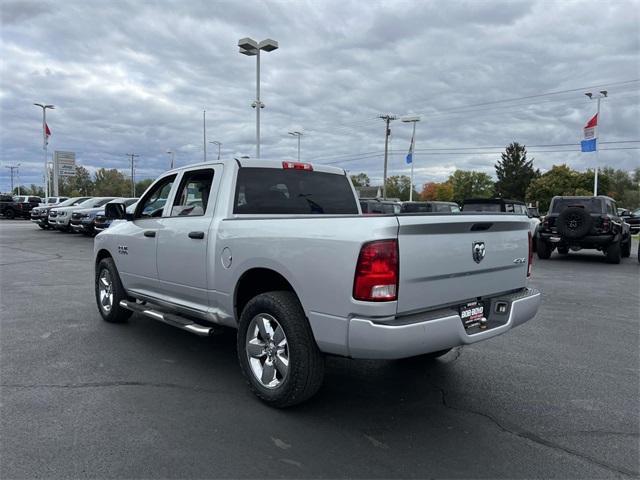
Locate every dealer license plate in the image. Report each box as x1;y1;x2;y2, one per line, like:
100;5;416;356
460;301;484;329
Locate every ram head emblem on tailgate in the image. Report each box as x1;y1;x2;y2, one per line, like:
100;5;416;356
472;241;486;264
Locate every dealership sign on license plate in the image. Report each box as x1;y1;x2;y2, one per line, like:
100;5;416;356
460;301;484;329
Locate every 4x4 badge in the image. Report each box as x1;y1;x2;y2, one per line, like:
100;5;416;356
472;241;486;264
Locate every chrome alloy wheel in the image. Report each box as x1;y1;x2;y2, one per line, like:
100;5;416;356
98;269;114;313
245;313;289;389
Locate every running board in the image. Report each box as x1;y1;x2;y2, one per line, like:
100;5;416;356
118;300;217;336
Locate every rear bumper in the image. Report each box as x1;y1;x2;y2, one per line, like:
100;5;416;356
347;288;541;359
540;232;618;245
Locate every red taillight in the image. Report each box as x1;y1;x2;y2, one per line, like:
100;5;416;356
527;231;533;278
353;239;398;302
601;216;610;232
282;161;313;171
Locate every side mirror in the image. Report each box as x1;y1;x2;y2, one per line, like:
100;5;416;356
105;202;127;220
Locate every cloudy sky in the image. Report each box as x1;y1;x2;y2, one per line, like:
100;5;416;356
1;0;639;193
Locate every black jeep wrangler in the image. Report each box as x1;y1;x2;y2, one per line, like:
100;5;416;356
537;196;631;264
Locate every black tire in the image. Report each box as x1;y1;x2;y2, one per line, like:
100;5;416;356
621;239;631;258
95;257;132;323
557;246;569;255
557;207;592;239
605;240;621;264
237;291;325;408
38;224;47;230
5;209;15;219
537;239;552;259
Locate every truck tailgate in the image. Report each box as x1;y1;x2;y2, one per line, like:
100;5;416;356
396;215;530;315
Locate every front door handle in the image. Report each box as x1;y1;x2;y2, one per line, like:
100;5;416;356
188;231;205;239
143;230;156;238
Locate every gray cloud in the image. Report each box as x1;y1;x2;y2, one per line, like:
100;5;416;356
1;0;638;192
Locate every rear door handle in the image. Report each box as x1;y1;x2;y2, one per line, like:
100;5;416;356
188;231;205;239
143;230;156;238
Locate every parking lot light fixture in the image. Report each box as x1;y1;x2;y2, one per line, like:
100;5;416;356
238;37;279;159
288;131;303;161
209;141;222;160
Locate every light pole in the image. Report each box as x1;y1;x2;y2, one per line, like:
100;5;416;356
584;91;607;196
166;150;175;169
34;103;54;199
288;131;303;161
203;108;207;162
209;141;222;160
238;37;279;159
402;116;421;202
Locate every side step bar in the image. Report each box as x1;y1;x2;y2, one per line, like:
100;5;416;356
119;300;217;336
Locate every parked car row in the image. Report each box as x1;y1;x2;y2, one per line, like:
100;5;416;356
30;196;138;236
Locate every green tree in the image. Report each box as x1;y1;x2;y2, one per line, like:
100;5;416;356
93;168;130;196
448;170;494;204
384;175;416;201
494;143;539;200
135;178;154;196
525;164;581;212
350;173;370;187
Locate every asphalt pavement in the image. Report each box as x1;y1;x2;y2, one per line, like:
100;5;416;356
1;219;638;479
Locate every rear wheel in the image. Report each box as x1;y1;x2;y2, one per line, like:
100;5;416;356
5;209;15;219
237;291;324;408
606;240;621;264
537;240;552;259
95;257;132;323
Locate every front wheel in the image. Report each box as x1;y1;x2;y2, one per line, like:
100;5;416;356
4;209;15;219
621;239;631;258
537;240;552;259
95;257;132;323
237;291;325;408
606;241;621;264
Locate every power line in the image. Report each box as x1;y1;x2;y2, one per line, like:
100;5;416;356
322;146;640;165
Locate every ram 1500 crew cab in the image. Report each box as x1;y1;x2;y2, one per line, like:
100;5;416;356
95;159;541;407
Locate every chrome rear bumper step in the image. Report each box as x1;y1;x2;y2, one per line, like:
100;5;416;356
118;300;216;336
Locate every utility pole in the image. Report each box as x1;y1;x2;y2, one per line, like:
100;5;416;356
166;150;175;169
379;114;397;199
126;153;139;197
5;164;19;194
584;91;608;195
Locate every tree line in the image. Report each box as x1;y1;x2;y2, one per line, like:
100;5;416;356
351;142;640;212
10;166;154;199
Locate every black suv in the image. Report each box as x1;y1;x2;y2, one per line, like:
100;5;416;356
537;196;631;264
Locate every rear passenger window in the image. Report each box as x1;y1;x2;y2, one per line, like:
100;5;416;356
171;169;214;216
234;168;358;214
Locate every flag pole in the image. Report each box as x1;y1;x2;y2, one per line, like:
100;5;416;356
594;96;601;196
410;121;416;202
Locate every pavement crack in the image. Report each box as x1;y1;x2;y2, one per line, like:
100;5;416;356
437;388;639;478
0;381;230;396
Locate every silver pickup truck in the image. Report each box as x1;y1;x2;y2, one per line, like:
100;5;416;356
95;159;541;407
